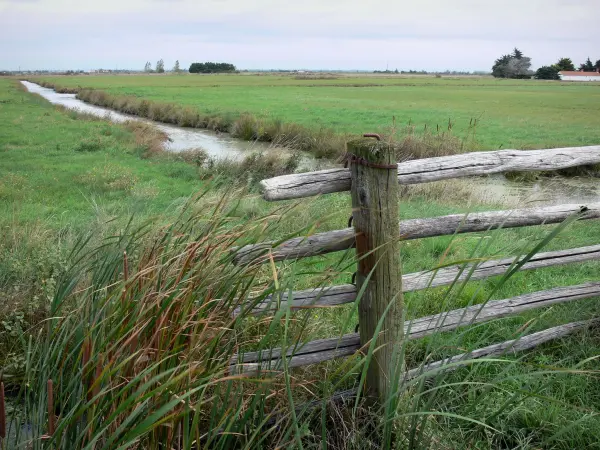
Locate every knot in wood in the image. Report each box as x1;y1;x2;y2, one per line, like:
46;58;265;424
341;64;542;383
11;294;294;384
359;187;368;205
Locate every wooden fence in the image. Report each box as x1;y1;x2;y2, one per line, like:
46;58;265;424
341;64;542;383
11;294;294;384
230;140;600;403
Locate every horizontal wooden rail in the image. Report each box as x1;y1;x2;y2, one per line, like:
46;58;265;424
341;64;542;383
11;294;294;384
260;146;600;201
265;319;598;426
234;244;600;316
233;203;600;265
403;319;596;380
231;282;600;373
407;281;600;338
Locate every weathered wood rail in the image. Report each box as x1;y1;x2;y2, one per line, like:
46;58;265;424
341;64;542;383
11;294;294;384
234;142;600;404
235;244;600;316
231;282;600;373
260;145;600;201
234;203;600;265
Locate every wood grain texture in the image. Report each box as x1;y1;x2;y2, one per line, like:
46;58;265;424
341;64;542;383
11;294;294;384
260;168;351;201
233;203;599;265
349;138;404;400
260;146;600;201
404;319;597;380
231;282;600;373
406;281;600;339
402;244;600;292
235;244;600;315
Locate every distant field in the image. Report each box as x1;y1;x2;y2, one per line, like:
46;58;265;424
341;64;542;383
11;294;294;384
38;73;600;150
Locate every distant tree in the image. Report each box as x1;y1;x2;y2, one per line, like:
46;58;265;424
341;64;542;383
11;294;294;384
189;62;236;73
507;56;532;78
492;50;532;78
492;54;512;78
554;57;575;72
156;59;165;73
535;65;560;80
144;61;152;73
513;48;524;59
579;57;594;71
173;60;181;73
596;59;600;71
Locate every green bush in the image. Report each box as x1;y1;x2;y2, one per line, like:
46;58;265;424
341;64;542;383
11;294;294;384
535;66;560;80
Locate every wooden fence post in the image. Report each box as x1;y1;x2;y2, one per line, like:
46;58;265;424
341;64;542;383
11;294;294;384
348;137;403;402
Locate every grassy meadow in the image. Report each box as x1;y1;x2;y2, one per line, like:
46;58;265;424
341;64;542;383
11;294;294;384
2;74;600;448
36;73;600;151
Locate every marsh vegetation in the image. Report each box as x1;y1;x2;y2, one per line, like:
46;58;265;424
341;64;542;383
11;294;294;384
2;74;600;448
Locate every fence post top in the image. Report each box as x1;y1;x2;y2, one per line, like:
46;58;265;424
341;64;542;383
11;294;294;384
346;137;395;165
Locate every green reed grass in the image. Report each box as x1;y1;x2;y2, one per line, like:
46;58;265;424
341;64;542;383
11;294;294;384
4;194;306;448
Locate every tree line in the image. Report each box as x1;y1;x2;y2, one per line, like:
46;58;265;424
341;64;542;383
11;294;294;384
143;60;236;74
143;59;183;74
492;49;600;80
535;57;600;80
188;62;236;73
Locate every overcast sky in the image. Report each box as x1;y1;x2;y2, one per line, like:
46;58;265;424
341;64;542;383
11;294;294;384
1;0;599;71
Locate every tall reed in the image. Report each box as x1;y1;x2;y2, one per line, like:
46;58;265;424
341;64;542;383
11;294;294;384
5;192;318;448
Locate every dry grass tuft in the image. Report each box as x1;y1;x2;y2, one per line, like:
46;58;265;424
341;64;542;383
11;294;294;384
170;148;210;166
230;114;261;140
200;151;301;188
122;120;168;158
75;163;138;192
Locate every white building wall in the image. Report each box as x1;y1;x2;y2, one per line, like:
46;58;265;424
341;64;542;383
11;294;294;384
560;75;600;82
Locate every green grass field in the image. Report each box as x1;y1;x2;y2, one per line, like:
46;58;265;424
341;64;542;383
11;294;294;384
37;73;600;150
3;75;600;448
